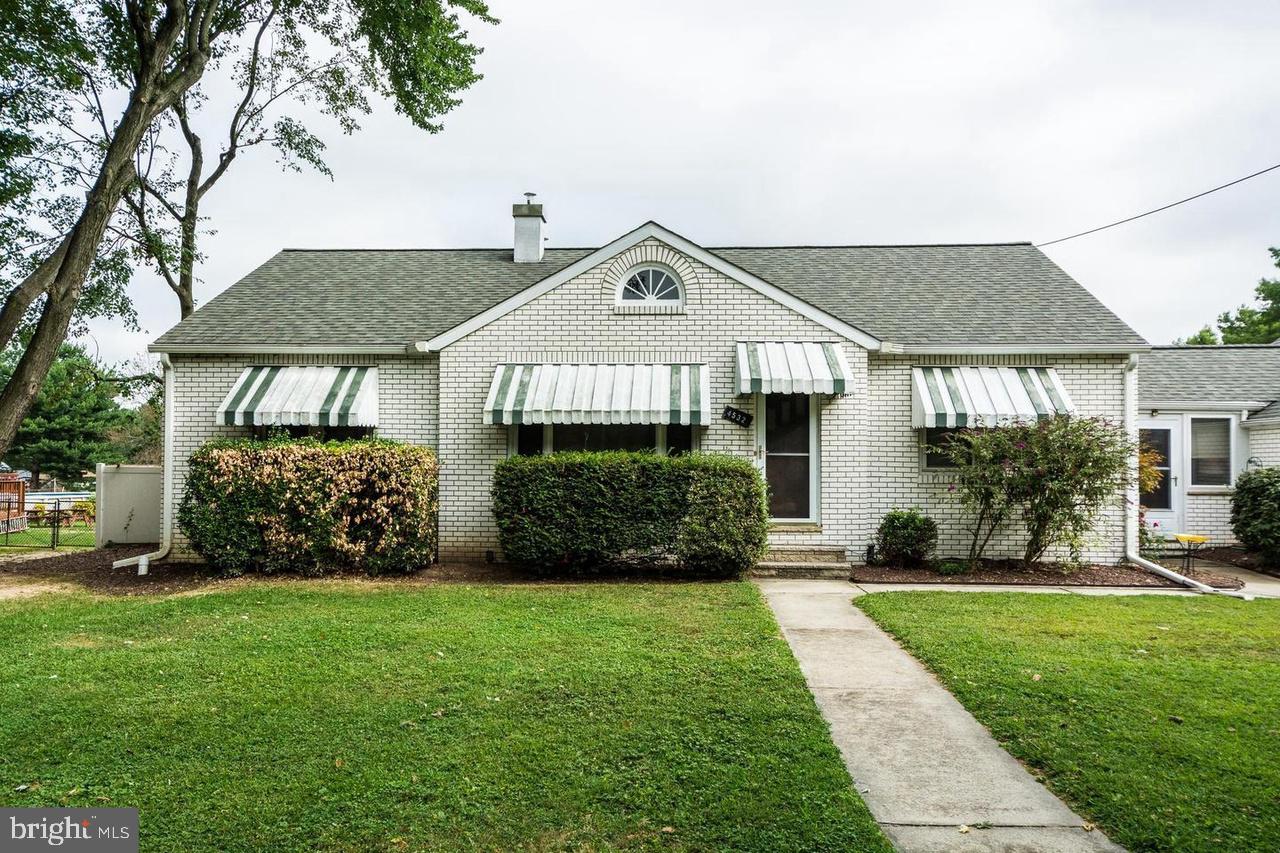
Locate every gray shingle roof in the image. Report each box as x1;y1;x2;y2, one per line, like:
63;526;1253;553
1139;345;1280;408
152;248;594;351
152;239;1147;351
714;244;1145;349
1254;400;1280;421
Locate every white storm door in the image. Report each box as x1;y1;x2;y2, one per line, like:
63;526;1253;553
1139;416;1183;536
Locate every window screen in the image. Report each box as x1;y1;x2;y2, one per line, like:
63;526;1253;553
1190;418;1231;486
552;424;657;453
252;425;373;442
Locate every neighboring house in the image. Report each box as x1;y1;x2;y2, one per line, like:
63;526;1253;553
1137;345;1280;542
150;201;1151;564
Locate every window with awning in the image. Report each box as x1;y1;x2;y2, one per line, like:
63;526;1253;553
735;341;854;395
215;366;378;427
483;363;711;426
910;366;1074;428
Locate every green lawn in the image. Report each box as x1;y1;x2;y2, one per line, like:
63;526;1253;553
0;523;94;550
856;592;1280;853
0;581;889;852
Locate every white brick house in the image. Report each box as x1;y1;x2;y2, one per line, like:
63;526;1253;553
146;202;1159;566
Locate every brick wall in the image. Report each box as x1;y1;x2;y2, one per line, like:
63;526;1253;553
865;353;1131;564
435;236;1130;564
1184;493;1234;543
436;237;862;562
1249;423;1280;467
167;352;437;555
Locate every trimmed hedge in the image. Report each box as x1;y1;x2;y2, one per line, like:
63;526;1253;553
876;508;937;567
492;452;768;577
1232;467;1280;564
178;437;437;576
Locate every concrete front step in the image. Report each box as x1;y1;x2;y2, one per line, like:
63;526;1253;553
762;546;848;564
751;561;851;580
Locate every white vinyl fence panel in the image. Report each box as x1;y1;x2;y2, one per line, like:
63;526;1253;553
95;464;162;547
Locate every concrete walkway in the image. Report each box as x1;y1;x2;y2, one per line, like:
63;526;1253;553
1192;561;1280;598
758;578;1124;852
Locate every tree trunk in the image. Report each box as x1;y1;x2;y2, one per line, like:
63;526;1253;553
0;237;69;352
0;0;212;458
177;195;199;318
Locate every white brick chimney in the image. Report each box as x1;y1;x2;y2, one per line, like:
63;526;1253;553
512;193;545;263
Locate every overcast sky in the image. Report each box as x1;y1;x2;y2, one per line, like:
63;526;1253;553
86;0;1280;364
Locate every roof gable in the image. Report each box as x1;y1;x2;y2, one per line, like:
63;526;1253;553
415;222;881;351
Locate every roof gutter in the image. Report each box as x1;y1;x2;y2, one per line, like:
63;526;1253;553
113;354;175;574
148;343;409;355
1145;400;1271;412
889;343;1151;356
1122;354;1253;599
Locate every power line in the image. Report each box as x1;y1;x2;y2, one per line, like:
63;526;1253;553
1036;160;1280;248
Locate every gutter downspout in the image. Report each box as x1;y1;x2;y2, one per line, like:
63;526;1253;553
1122;354;1252;599
113;353;175;574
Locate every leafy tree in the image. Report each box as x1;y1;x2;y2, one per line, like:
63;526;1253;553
1174;326;1219;346
0;0;497;459
0;344;132;488
0;1;138;352
1218;248;1280;344
123;0;495;318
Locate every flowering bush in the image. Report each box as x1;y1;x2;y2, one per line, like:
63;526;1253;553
938;416;1133;567
492;451;767;577
179;437;438;576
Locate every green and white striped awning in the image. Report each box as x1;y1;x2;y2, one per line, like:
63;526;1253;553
911;366;1074;428
736;341;854;395
216;366;378;427
483;363;711;426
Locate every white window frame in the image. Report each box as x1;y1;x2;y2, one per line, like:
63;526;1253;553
613;264;685;309
506;423;699;456
756;394;821;524
1186;413;1240;493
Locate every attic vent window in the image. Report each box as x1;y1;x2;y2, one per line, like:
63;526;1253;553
614;266;685;314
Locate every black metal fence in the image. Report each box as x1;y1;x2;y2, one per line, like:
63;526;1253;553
0;497;96;550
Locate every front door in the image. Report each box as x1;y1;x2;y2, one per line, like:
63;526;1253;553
758;394;818;522
1139;416;1182;535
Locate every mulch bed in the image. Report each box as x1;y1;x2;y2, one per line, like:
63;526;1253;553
1195;546;1280;579
0;546;219;596
0;547;522;596
851;559;1244;589
0;548;706;597
3;547;1250;596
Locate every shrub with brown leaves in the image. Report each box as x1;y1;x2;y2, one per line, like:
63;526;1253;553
179;437;437;576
